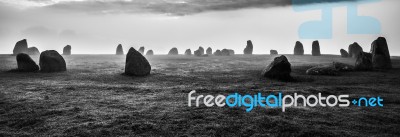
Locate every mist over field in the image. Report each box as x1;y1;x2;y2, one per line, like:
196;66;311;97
0;0;399;55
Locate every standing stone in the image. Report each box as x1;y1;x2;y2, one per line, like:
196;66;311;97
139;47;145;54
355;52;373;71
228;50;235;56
312;40;321;56
206;47;212;55
125;47;151;76
340;49;349;58
244;40;253;55
198;47;204;55
116;44;124;55
184;49;192;55
194;50;202;56
168;47;179;55
270;50;278;55
261;55;292;80
348;42;363;58
16;53;39;72
13;39;28;55
214;50;222;56
27;47;40;55
371;37;392;69
146;50;154;55
294;41;304;55
221;49;230;56
39;50;67;72
63;45;72;55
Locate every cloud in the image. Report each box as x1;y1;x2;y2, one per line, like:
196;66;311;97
1;0;360;16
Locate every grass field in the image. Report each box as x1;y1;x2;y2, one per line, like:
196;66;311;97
0;54;399;136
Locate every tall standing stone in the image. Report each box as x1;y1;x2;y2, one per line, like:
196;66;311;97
13;39;28;55
27;47;40;55
139;47;145;54
294;41;304;55
340;49;349;58
63;45;72;55
116;44;124;55
125;47;151;76
312;40;321;56
39;50;67;72
16;53;39;72
244;40;253;55
348;42;363;58
371;37;392;69
206;47;212;55
168;48;179;55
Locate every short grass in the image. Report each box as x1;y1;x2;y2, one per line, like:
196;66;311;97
0;54;399;136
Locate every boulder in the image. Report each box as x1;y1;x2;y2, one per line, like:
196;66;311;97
306;65;338;76
228;50;235;55
116;44;124;55
294;41;304;55
168;47;179;55
333;62;354;71
206;47;212;55
27;47;40;55
312;40;321;56
221;49;230;56
348;42;363;58
16;53;39;72
355;52;373;71
125;47;151;76
63;45;71;55
184;49;192;55
139;47;145;54
194;50;202;56
146;50;154;55
214;50;222;56
261;55;292;80
39;50;67;72
244;40;253;55
13;39;28;55
371;37;392;69
340;49;349;58
270;50;278;55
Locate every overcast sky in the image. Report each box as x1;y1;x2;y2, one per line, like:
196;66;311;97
0;0;399;55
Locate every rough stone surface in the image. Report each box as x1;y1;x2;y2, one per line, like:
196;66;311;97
27;47;40;55
340;49;349;58
184;49;192;55
13;39;28;55
270;50;278;55
244;40;253;55
348;42;363;58
63;45;72;55
16;53;39;72
168;48;179;55
214;50;222;56
306;65;338;76
355;52;373;71
116;44;124;55
206;47;212;55
125;47;151;76
294;41;304;55
146;50;154;55
39;50;67;72
261;55;292;80
371;37;392;69
333;62;354;71
312;40;321;56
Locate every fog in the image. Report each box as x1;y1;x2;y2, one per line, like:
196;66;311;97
0;0;399;55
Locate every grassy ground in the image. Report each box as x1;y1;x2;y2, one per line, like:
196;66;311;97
0;54;399;136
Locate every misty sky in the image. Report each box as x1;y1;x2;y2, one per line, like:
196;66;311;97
0;0;399;55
